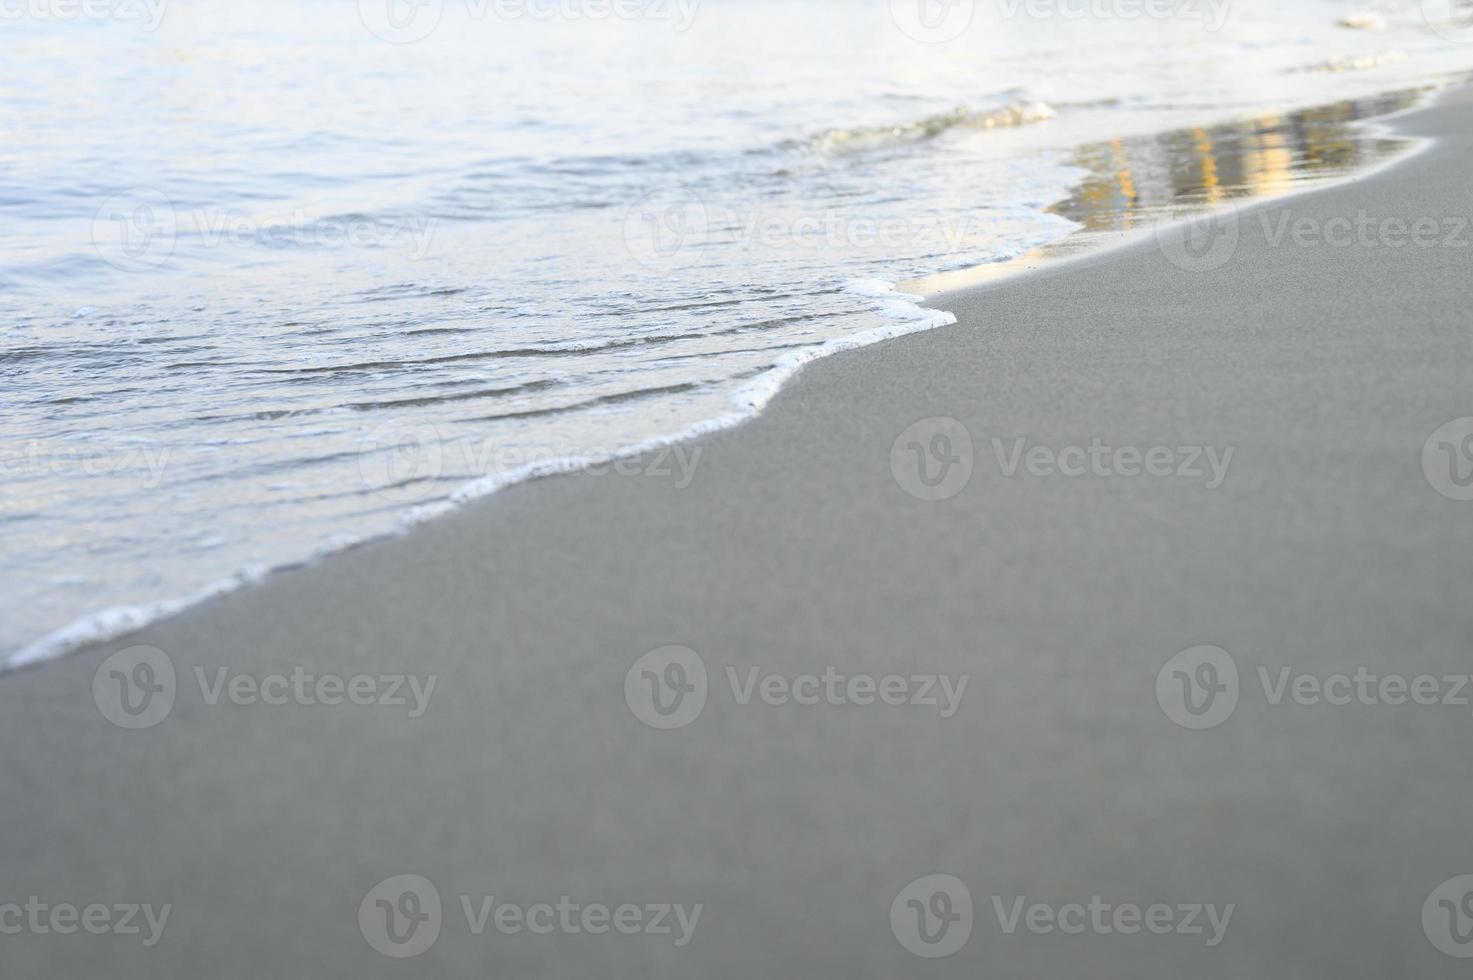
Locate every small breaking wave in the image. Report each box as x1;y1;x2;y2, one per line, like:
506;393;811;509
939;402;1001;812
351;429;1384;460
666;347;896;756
1338;11;1387;30
3;281;957;672
810;101;1057;156
1301;50;1408;73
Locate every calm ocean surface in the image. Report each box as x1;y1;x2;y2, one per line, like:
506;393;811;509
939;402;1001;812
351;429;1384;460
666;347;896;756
3;0;1472;664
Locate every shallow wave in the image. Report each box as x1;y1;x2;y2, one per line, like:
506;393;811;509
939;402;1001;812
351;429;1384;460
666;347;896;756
1302;50;1409;73
8;0;1473;669
3;281;954;672
809;101;1058;156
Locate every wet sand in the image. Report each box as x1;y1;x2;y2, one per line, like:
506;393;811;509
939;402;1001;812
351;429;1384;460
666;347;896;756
3;87;1473;979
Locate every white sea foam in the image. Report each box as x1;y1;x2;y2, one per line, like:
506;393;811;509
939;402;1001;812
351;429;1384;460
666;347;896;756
3;281;955;672
7;567;269;671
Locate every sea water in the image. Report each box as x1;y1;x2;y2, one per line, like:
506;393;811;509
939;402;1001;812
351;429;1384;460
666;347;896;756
3;0;1472;664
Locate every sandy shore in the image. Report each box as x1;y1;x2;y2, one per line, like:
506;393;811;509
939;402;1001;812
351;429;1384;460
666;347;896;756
5;87;1473;979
